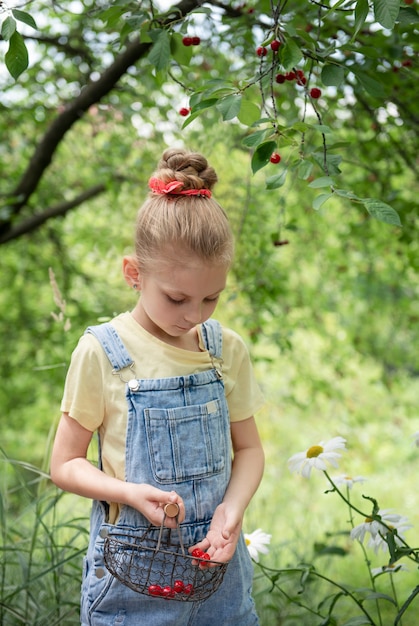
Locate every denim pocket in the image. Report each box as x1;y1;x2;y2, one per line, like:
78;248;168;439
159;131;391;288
145;399;226;483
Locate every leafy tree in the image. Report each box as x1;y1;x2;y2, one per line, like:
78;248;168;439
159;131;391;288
0;0;418;245
0;0;418;465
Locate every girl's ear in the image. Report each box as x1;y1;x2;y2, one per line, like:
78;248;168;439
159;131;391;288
122;256;141;289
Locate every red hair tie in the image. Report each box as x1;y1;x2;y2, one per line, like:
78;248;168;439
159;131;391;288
148;177;212;198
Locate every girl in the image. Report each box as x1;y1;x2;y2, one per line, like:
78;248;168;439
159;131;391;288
51;148;265;625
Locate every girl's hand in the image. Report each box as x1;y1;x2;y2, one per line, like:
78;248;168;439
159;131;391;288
128;484;185;528
189;503;242;566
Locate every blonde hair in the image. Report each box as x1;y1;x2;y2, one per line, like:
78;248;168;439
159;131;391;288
134;148;234;270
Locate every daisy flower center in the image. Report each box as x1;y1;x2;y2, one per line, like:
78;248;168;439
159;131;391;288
306;445;324;458
245;538;251;546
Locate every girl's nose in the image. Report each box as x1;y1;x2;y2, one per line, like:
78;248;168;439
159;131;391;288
184;303;202;324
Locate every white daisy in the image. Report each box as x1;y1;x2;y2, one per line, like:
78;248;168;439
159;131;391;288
288;437;347;478
244;528;271;562
334;474;367;489
351;509;412;551
371;563;409;576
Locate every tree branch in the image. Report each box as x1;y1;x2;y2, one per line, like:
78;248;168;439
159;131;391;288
1;0;205;243
8;37;150;216
0;184;106;244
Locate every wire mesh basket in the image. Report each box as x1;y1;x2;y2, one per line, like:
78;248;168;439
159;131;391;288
103;503;228;601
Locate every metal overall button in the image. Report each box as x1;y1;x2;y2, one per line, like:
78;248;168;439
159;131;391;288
128;379;140;392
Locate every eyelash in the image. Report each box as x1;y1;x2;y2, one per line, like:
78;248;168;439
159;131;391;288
166;295;219;305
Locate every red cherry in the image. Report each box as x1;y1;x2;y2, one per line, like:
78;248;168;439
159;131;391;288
162;585;175;597
285;71;296;81
202;552;211;560
402;59;412;67
173;580;184;593
275;73;286;84
179;107;190;117
270;40;281;51
310;87;322;99
270;152;281;164
296;69;306;85
256;46;267;57
192;548;204;558
182;36;193;46
183;583;194;595
191;36;201;45
148;584;163;596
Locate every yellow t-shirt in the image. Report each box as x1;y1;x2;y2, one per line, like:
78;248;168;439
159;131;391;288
61;312;264;520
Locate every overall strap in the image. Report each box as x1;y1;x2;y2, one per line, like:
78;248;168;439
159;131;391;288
201;319;223;360
85;323;133;372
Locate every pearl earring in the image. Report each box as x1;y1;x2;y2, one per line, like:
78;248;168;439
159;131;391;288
133;284;138;290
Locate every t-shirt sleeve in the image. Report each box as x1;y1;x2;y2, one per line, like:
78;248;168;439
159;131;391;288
60;333;108;432
222;328;264;422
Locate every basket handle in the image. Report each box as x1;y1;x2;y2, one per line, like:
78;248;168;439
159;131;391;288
155;502;185;556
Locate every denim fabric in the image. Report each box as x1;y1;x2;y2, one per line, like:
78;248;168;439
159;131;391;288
80;319;259;626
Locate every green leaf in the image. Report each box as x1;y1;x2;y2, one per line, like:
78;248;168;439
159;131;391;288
280;38;303;71
181;99;219;129
98;6;125;28
353;0;369;39
321;64;344;87
292;121;310;133
242;129;272;148
251;141;277;174
341;617;374;626
308;176;334;188
312;124;333;134
312;193;333;211
148;29;171;71
297;160;313;180
237;100;260;127
363;591;396;603
1;16;16;41
5;31;28;79
373;0;400;28
266;170;287;189
124;12;149;31
353;70;386;98
334;188;361;201
216;94;242;121
397;6;419;25
312;152;342;176
363;198;402;226
12;9;37;29
191;98;219;113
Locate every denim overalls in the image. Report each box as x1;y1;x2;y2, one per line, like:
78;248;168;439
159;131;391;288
80;319;259;626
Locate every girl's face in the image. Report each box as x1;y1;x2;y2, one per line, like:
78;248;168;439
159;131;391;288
133;254;228;345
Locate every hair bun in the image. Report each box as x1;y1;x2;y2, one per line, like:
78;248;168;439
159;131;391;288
156;148;218;192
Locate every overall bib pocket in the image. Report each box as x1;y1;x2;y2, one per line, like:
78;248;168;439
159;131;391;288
144;399;226;483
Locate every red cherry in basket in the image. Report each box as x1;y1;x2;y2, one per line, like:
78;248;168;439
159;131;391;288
202;552;210;560
148;584;163;596
162;585;175;597
183;583;194;595
173;580;184;593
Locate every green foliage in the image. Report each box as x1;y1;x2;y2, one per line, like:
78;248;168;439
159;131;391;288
0;453;88;625
1;0;418;243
